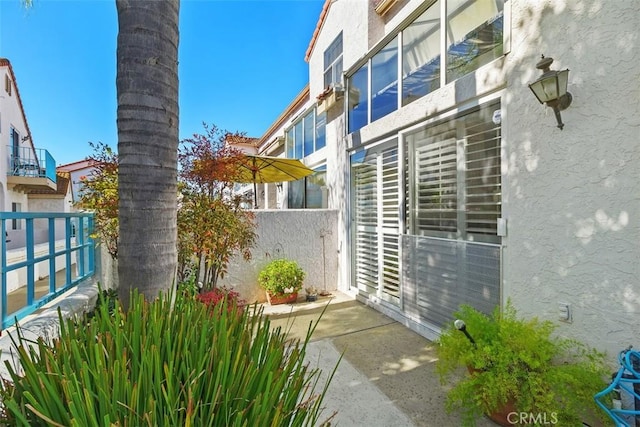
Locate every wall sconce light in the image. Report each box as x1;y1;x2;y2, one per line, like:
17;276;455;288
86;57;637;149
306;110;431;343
528;55;572;130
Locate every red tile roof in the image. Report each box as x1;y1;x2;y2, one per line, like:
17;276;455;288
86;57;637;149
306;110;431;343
57;159;99;172
305;0;333;62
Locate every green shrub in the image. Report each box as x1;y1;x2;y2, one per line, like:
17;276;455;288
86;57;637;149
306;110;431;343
0;290;336;426
258;258;305;296
436;302;609;426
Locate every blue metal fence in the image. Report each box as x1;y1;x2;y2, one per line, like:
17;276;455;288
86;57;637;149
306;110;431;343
1;212;95;329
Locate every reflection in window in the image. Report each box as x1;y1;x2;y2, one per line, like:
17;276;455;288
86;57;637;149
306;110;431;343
406;101;502;243
286;128;294;158
294;121;303;158
348;64;368;134
324;32;343;88
371;36;398;122
402;2;440;106
288;179;304;209
306;166;327;209
287;166;327;209
303;111;314;156
316;111;326;150
285;108;326;159
446;0;504;82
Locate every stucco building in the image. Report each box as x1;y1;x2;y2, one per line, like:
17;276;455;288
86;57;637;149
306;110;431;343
248;0;638;356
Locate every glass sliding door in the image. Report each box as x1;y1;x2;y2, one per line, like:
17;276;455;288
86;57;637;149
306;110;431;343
351;140;400;305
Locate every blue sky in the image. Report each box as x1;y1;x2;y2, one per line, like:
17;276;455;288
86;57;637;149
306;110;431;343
0;0;324;166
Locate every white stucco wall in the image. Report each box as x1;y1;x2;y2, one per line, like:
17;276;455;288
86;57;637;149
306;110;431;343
501;0;640;357
305;0;638;357
218;209;339;303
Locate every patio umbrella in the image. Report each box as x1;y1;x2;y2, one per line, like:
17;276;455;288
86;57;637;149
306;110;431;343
233;154;314;208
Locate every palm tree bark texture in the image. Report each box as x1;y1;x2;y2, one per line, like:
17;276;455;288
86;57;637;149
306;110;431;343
116;0;180;308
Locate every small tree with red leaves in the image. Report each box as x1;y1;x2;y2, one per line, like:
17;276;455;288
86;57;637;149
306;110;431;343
75;142;119;259
178;124;256;289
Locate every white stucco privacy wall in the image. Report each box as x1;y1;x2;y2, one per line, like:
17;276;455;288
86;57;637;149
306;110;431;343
501;1;639;357
218;209;339;303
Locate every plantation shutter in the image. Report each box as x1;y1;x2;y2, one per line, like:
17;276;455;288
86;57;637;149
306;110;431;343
408;102;501;243
352;151;378;295
463;116;501;238
352;142;400;305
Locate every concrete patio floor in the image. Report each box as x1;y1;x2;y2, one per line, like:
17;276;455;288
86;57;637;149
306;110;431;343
262;292;498;427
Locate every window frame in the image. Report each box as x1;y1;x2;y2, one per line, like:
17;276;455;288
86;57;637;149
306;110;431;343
323;32;344;89
346;0;506;134
404;100;502;244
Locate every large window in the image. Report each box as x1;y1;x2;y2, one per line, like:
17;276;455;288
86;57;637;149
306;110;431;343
347;0;504;133
446;0;504;82
287;166;327;209
285;108;326;158
402;2;440;105
347;64;368;134
405;102;501;243
324;32;343;89
371;36;398;122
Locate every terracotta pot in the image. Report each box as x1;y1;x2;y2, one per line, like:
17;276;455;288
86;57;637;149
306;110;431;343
466;365;517;426
486;399;517;426
266;291;298;305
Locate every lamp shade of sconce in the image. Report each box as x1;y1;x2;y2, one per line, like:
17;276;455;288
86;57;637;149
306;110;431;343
528;55;572;130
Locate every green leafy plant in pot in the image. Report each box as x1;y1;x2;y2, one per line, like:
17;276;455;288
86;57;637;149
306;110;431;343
258;258;305;305
436;302;609;426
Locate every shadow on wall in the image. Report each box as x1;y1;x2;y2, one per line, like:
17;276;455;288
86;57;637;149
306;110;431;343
218;209;340;304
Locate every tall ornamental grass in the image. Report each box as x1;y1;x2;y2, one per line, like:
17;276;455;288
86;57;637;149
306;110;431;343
0;291;336;426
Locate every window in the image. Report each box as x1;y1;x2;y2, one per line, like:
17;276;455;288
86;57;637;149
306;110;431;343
4;74;12;96
287;166;327;209
11;203;22;230
406;102;501;243
347;64;369;133
371;36;398;121
446;0;504;82
402;2;440;105
303;111;314;156
294;121;303;159
315;111;326;150
324;32;343;89
346;0;504;133
285;108;326;159
286;128;294;158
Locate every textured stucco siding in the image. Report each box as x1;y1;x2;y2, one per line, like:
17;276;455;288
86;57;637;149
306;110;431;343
218;209;339;303
502;0;640;356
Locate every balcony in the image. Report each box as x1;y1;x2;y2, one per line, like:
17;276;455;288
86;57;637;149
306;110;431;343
7;146;57;192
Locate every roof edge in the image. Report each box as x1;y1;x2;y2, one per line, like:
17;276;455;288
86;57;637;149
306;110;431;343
305;0;333;62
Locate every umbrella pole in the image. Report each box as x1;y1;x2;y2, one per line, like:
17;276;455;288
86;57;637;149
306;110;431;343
253;182;258;209
253;159;258;209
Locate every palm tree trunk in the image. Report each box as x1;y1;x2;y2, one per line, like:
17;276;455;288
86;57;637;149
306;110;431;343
116;0;180;307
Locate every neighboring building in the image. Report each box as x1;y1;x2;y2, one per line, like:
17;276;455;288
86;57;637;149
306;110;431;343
57;159;98;205
0;58;61;245
250;0;639;356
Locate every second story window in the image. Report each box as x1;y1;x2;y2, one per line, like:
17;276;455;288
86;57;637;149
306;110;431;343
324;32;343;89
286;108;327;159
347;0;504;134
4;74;12;96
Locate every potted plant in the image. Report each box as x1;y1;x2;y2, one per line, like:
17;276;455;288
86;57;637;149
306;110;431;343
258;258;305;305
436;302;610;427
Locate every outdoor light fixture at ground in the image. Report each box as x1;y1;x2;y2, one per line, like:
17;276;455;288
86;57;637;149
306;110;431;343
528;55;572;130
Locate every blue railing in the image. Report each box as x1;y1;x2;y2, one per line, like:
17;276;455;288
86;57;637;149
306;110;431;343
7;145;57;183
1;212;95;329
